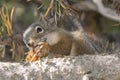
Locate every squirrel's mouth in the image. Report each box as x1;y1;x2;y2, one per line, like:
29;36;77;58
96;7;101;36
27;38;47;49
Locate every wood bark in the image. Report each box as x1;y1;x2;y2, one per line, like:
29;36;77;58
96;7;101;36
0;54;120;80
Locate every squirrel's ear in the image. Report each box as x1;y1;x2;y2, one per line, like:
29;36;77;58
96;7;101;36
39;13;54;26
38;13;48;26
38;13;58;28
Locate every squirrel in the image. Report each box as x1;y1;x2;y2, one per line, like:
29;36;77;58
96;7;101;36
23;21;102;58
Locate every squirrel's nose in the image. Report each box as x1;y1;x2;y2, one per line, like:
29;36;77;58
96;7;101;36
27;39;35;48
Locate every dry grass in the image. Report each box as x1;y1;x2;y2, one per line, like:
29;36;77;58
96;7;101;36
0;3;25;62
0;3;14;36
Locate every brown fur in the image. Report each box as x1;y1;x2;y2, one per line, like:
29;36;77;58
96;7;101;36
23;22;95;58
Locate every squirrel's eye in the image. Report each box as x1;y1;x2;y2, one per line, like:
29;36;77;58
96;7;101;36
35;26;44;33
